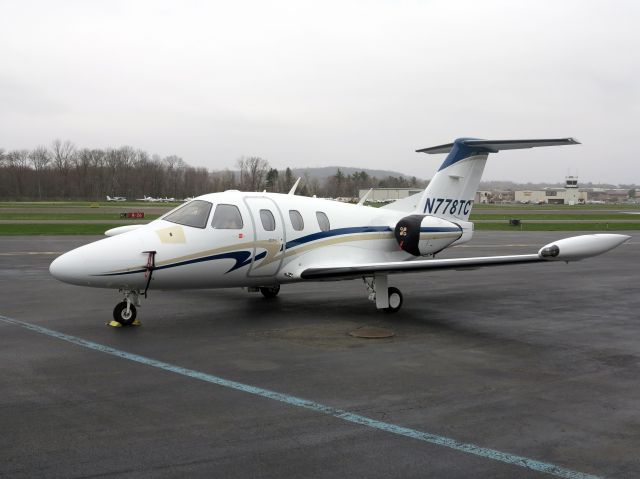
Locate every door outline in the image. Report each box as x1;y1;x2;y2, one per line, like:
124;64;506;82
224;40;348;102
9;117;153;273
243;196;287;277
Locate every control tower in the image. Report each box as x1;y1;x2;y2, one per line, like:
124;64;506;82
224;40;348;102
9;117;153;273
565;176;579;205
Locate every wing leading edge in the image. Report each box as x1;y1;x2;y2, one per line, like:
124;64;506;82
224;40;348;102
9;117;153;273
300;234;629;280
301;254;542;280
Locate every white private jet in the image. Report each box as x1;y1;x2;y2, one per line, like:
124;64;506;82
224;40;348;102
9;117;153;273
106;195;126;202
51;138;629;326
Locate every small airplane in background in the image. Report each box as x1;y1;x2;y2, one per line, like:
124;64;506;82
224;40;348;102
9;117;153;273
136;196;180;203
52;137;629;326
106;195;126;202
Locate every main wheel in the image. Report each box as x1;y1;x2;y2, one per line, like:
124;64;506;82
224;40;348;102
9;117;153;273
384;287;403;314
113;301;137;326
259;285;280;299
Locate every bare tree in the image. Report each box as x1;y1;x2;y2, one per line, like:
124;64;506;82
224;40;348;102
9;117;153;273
51;140;75;171
237;156;269;191
29;146;50;199
1;139;429;200
51;139;76;198
163;155;186;198
5;150;30;197
219;169;237;191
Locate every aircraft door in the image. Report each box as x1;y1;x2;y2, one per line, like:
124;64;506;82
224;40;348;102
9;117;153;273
244;197;286;277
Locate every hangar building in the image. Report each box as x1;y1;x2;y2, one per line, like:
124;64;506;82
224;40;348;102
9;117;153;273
514;176;588;205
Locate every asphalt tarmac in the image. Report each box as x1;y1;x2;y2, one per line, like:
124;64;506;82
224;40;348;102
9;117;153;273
1;232;638;478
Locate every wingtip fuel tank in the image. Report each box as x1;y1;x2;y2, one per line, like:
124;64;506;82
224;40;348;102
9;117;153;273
538;234;630;261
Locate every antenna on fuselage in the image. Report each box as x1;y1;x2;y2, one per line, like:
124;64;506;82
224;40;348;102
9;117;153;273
358;188;372;205
288;177;302;195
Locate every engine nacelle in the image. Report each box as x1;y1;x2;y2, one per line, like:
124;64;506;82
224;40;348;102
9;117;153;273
394;214;463;256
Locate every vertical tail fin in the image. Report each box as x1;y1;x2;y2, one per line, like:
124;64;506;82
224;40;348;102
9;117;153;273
414;138;579;221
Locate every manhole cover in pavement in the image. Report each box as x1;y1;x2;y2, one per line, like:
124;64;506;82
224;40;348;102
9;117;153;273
349;327;394;339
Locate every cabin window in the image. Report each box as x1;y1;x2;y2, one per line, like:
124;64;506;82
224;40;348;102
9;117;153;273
316;211;330;232
164;200;212;229
211;204;243;229
289;210;304;231
260;209;276;231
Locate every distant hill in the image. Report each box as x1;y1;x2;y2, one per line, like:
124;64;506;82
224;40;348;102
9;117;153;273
291;166;412;180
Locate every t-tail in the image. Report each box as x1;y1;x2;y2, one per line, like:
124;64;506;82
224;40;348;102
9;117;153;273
415;137;579;220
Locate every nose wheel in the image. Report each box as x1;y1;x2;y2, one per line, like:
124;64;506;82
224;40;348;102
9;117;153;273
109;290;141;327
113;301;137;326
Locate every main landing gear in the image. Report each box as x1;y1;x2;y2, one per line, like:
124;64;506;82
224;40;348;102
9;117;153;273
246;285;281;299
259;285;280;299
363;274;403;313
109;290;141;327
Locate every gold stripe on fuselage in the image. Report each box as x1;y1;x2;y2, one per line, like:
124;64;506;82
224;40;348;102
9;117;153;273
105;230;405;275
253;231;394;269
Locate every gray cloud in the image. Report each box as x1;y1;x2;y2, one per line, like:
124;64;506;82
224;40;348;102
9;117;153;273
1;0;638;183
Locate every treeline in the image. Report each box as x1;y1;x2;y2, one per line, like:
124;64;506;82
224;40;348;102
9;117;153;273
0;141;425;200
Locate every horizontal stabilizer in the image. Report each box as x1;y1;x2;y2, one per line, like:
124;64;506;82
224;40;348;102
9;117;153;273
416;138;580;154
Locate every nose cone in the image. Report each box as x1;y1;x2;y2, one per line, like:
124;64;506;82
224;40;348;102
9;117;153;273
50;232;148;289
50;249;87;285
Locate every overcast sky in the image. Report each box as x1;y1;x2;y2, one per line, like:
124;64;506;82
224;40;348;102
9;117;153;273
1;0;638;183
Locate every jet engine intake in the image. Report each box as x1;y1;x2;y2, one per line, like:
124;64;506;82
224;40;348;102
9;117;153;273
394;214;462;256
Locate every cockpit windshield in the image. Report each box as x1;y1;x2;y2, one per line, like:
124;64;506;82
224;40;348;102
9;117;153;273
163;200;212;228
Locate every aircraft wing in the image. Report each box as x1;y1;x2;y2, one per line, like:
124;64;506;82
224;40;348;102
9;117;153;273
301;254;541;280
300;234;629;280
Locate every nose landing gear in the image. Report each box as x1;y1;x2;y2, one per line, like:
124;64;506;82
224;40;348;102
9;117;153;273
108;290;141;327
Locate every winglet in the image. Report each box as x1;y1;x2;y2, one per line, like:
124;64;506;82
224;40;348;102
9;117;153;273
288;177;301;195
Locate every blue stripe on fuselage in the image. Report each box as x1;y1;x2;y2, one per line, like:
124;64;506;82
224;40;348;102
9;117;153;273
95;225;458;278
95;250;266;277
284;226;392;250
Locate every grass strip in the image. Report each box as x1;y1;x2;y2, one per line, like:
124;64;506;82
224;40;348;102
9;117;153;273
0;201;181;208
0;213;162;220
0;224;131;235
3;221;639;235
474;222;640;231
473;203;640;210
470;214;640;221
